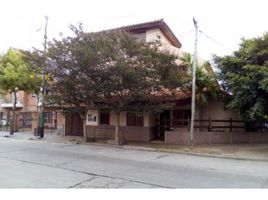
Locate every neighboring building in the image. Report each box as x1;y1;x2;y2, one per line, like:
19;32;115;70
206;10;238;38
0;91;64;133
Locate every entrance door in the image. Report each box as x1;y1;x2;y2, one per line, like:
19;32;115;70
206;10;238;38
157;110;170;140
65;113;83;136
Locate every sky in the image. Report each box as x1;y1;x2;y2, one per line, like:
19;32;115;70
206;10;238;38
0;0;268;61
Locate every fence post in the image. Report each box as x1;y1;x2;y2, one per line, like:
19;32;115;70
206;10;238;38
208;116;212;131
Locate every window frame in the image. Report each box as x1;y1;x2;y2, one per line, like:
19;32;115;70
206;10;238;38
99;111;110;125
126;112;144;127
173;109;191;127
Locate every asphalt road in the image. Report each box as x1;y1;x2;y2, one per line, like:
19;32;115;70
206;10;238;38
0;137;268;188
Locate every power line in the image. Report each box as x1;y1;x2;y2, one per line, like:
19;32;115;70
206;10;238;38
199;29;233;52
179;28;194;38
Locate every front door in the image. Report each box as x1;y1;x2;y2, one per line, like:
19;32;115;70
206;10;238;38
65;113;84;137
157;110;170;140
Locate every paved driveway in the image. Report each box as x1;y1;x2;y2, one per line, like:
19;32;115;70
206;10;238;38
0;136;268;188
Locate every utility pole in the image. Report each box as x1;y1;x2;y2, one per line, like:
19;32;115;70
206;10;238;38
38;16;48;138
189;18;198;146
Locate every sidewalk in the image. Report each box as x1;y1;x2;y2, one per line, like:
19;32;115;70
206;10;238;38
132;142;268;162
0;131;86;144
1;131;268;162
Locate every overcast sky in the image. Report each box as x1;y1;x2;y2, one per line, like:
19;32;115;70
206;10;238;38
1;0;267;60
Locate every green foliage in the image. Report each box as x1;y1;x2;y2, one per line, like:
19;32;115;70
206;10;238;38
179;53;221;104
0;49;42;95
0;48;43;135
45;26;183;113
214;33;268;121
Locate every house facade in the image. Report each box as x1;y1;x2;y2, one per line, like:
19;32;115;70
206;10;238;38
83;98;248;144
64;20;264;145
0;91;64;133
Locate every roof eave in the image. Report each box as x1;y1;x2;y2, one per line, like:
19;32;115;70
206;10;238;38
106;19;182;49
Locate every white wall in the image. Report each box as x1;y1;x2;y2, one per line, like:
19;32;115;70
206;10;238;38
86;109;99;126
146;29;171;45
145;28;182;59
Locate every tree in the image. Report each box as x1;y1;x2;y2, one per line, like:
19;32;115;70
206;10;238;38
0;49;42;135
179;53;221;104
44;26;183;144
214;33;268;122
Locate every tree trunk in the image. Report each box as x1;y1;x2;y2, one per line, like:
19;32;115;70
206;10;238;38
82;112;87;139
79;110;87;140
114;112;120;145
35;94;40;136
10;91;17;135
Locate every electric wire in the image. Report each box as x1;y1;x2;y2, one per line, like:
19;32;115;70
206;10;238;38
199;29;233;52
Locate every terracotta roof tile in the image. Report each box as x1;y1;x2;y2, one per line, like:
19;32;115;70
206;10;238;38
104;19;182;48
150;88;191;101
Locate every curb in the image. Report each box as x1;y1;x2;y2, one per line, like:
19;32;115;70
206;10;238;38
156;149;268;162
85;142;268;163
123;145;268;162
2;134;268;163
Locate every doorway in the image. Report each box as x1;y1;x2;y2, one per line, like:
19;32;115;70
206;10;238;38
65;112;84;137
156;110;170;141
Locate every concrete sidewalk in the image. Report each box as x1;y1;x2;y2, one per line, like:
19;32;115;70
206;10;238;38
133;142;268;162
0;131;86;144
1;131;268;162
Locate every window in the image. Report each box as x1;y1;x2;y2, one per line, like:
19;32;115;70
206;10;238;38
44;112;57;129
100;111;110;125
127;112;143;126
88;114;97;122
173;110;191;127
21;112;32;128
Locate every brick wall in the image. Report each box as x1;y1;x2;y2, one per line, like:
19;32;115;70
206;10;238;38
165;130;268;145
85;125;153;142
165;129;188;145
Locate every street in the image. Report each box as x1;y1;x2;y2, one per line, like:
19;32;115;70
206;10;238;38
0;137;268;188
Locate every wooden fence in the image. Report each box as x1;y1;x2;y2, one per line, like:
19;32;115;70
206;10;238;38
157;118;268;132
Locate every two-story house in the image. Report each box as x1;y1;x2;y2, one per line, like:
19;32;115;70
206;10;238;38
64;19;246;145
2;19;257;145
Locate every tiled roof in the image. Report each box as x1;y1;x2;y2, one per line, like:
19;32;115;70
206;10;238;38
107;19;182;48
150;87;191;102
